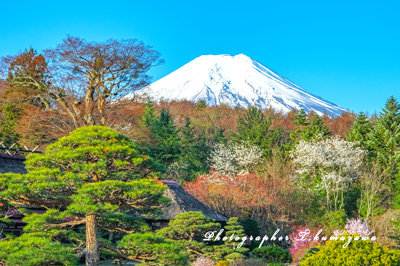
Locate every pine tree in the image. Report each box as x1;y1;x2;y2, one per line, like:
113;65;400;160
231;106;280;157
294;109;309;126
302;114;330;141
141;100;157;127
0;126;168;266
0;101;22;146
178;118;210;180
346;112;372;149
290;112;330;145
369;96;400;176
156;212;221;255
117;232;189;265
368;96;400;207
150;108;181;166
218;217;249;261
290;109;309;144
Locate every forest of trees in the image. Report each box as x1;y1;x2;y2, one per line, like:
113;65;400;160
0;37;400;266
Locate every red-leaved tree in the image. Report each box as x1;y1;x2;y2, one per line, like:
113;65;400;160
185;170;277;220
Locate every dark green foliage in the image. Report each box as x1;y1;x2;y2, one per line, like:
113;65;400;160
156;211;221;261
346;112;372;148
150;108;181;166
368;96;400;176
0;126;168;264
0;233;79;266
240;218;260;250
343;186;361;218
294;109;309;126
368;96;400;207
224;217;247;248
224;252;246;261
240;218;260;239
0;101;21;146
118;232;189;266
231;106;281;157
301;114;330;141
142;104;211;181
141;100;157;127
157;211;220;243
213;217;249;260
290;112;330;145
178;117;210;179
252;245;292;263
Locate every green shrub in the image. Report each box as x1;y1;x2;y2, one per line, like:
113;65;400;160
215;260;229;266
300;234;400;266
224;252;246;261
320;210;347;231
301;247;319;261
267;262;286;266
229;259;268;265
252;245;292;263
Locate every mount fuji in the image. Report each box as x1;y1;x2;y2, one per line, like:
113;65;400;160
132;54;347;117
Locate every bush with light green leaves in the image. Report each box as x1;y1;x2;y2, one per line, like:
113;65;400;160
300;233;400;266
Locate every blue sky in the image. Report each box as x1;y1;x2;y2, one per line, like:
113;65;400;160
1;0;399;114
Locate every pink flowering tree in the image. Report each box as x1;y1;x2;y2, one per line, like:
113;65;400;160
333;218;373;237
192;256;215;266
289;227;320;263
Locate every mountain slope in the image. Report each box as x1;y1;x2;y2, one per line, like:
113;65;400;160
132;54;347;117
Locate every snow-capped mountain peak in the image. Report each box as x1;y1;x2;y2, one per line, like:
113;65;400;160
132;54;347;117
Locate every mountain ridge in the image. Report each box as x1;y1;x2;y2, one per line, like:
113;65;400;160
131;54;347;117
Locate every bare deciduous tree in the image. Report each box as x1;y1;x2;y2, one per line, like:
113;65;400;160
359;163;389;219
1;36;163;129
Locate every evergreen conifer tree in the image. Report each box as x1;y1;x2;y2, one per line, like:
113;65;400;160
294;109;309;126
0;126;168;266
178;118;210;179
290;112;330;144
149;108;181;166
141;100;157;127
217;217;249;261
346;112;373;149
231;106;280;157
156;211;220;256
368;96;400;207
290;109;309;144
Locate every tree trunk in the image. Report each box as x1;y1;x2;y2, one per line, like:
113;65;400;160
86;214;99;266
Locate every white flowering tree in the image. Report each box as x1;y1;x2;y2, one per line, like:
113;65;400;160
208;141;263;177
290;135;366;211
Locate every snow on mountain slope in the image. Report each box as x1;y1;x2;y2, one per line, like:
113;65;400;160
131;54;347;117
